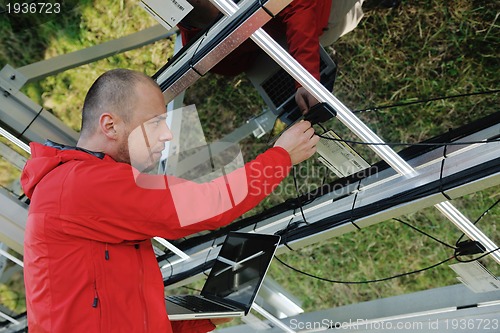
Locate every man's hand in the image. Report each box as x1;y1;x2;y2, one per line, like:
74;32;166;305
274;120;319;165
295;87;319;114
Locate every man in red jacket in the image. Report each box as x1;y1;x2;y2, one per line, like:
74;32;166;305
21;68;319;332
179;0;365;113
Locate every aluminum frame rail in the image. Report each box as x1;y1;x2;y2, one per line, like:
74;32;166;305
0;65;78;146
218;284;500;333
160;122;500;287
0;189;27;255
14;25;174;87
0;25;175;146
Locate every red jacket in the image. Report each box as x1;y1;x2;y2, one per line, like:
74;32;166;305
21;142;291;333
179;0;332;83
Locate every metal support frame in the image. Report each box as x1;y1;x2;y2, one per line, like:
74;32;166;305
0;68;78;145
161;122;499;284
0;189;27;255
11;25;174;88
218;284;500;333
209;0;500;264
0;24;174;146
0;0;498;331
155;0;292;101
0;141;27;170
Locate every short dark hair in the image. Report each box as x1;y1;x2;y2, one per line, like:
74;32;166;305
80;69;158;137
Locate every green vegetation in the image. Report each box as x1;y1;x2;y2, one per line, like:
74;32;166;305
0;0;498;322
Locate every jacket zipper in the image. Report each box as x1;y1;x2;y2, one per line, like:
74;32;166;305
92;285;99;308
135;244;149;333
92;246;99;308
105;243;110;261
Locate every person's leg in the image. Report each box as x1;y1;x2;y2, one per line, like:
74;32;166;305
320;0;365;46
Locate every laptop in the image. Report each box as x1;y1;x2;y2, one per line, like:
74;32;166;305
246;42;337;125
165;232;281;320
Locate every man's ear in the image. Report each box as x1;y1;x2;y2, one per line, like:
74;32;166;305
99;113;118;140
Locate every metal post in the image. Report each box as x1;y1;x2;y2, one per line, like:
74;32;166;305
0;248;23;268
0;126;31;154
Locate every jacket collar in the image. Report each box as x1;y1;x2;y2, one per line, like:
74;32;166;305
45;139;105;159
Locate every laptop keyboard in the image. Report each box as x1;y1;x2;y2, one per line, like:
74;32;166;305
167;295;233;313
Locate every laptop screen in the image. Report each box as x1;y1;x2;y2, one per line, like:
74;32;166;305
201;232;280;312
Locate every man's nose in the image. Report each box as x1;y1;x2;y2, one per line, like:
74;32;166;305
159;124;173;142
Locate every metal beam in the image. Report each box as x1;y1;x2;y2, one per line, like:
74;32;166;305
218;284;500;333
0;142;27;170
161;124;500;286
12;25;175;88
0;67;79;145
154;0;292;102
0;24;175;146
0;189;27;255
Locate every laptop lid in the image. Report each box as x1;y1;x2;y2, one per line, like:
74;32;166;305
166;232;280;320
200;232;281;314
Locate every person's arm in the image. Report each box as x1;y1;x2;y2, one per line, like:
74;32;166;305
279;0;332;112
280;0;322;82
59;146;290;242
58;122;318;242
170;319;216;333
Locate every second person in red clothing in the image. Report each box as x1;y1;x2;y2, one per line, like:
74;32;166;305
179;0;365;113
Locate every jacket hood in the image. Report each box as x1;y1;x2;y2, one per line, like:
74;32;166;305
21;141;107;198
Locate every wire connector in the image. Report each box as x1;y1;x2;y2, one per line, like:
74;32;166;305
455;240;486;256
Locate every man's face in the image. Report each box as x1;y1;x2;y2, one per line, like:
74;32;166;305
124;82;172;172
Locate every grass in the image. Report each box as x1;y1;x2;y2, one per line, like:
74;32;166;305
268;191;499;311
0;0;498;322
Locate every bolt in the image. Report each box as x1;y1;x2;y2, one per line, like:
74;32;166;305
10;74;15;80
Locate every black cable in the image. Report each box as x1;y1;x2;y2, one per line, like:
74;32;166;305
438;145;453;200
182;285;202;293
349;180;362;230
164;257;173;281
274;255;455;284
292;166;309;225
455;198;500;245
316;122;328;133
393;218;457;250
274;206;495;284
354;89;500;114
19;107;44;137
202;238;217;277
317;133;500;147
188;31;208;77
275;159;478;285
454;247;500;263
277;167;310;248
